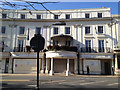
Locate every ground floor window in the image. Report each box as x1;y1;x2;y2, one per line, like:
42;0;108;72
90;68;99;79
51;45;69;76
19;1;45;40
118;55;120;69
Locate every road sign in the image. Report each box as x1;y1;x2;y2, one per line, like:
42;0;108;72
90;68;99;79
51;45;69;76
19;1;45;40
30;34;45;52
30;34;45;89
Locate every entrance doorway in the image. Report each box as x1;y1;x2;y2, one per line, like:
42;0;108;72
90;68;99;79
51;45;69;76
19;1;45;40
5;59;9;73
104;62;111;75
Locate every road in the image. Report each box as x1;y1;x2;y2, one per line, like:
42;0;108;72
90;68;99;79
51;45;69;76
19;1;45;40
1;73;120;90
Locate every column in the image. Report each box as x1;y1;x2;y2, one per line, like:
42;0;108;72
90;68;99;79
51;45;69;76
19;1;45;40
66;58;70;76
45;58;50;74
82;59;84;74
49;58;54;76
40;59;42;71
74;59;78;74
111;59;114;75
115;55;118;74
40;59;45;73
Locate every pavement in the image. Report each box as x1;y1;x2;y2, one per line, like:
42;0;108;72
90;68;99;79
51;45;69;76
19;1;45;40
1;73;120;90
1;73;119;78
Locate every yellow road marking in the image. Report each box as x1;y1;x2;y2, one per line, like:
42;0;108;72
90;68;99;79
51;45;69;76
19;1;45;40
1;80;30;81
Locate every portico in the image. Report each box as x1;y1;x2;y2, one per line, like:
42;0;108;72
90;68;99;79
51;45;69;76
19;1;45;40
45;51;77;76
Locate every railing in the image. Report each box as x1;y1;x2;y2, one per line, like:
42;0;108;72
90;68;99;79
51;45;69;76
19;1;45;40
80;47;112;53
13;46;31;52
47;45;77;52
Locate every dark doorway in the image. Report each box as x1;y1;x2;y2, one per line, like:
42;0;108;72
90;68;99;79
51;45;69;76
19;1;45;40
5;59;9;73
104;62;111;75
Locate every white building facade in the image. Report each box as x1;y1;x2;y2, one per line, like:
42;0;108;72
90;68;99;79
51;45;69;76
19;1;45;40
0;7;119;75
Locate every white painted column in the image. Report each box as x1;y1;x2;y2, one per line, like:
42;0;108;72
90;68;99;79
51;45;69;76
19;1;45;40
115;55;118;74
40;59;45;73
74;59;78;74
45;59;50;74
49;58;54;76
66;58;70;76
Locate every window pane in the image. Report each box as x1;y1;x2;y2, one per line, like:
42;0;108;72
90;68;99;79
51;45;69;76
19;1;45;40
66;14;70;19
85;27;90;34
1;26;6;34
53;27;58;34
85;14;89;18
21;14;25;19
98;40;104;52
85;40;91;52
37;15;41;19
98;26;103;33
65;27;70;34
19;27;25;34
36;27;41;34
2;14;7;18
98;13;102;18
54;15;58;19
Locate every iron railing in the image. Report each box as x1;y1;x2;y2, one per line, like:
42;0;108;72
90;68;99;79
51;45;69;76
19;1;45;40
80;47;112;53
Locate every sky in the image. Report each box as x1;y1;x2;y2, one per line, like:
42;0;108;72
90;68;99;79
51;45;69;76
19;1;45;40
0;1;119;15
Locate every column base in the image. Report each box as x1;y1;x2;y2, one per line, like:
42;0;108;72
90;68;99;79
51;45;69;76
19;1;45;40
66;70;70;76
49;70;54;76
74;71;78;74
40;70;44;74
45;70;49;74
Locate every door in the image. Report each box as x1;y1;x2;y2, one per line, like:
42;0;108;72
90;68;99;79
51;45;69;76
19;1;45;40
5;59;9;73
104;62;111;75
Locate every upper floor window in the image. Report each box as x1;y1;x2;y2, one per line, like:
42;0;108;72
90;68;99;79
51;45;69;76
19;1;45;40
1;26;6;34
19;27;25;34
53;27;58;34
54;15;59;19
2;14;7;18
98;13;102;18
98;40;104;52
35;27;41;34
66;14;70;19
98;26;103;34
85;40;91;52
85;26;90;34
21;14;25;19
37;15;41;19
85;13;90;18
65;27;70;34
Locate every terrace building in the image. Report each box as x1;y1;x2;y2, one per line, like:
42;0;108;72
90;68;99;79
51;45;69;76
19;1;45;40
0;7;119;76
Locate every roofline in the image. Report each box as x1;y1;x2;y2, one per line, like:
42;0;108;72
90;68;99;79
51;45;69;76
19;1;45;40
0;7;110;12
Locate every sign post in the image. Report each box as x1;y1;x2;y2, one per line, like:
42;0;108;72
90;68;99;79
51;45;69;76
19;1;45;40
30;34;45;89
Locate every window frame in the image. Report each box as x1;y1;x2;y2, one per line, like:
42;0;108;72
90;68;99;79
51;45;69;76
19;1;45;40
54;15;59;19
2;13;7;19
19;27;25;34
66;14;70;19
1;26;6;34
85;26;90;34
21;14;25;19
53;27;58;34
35;27;41;34
98;26;103;34
98;13;102;18
85;13;90;18
98;40;104;52
37;15;41;19
65;27;70;34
